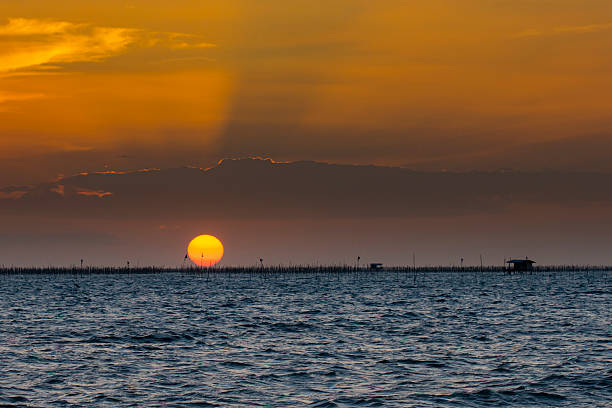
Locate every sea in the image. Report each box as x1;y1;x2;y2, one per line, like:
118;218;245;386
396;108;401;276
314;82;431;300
0;271;610;407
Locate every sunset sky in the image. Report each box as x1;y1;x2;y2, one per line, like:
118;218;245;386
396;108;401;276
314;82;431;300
2;1;612;266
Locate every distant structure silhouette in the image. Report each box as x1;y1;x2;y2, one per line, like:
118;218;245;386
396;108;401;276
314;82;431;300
506;258;536;272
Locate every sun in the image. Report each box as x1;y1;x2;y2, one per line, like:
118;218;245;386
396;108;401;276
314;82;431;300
187;235;224;267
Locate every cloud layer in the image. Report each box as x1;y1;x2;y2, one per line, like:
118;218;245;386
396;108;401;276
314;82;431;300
3;158;612;219
0;18;135;73
515;22;612;37
0;17;215;74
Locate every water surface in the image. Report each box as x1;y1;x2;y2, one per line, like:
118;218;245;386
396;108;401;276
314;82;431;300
0;271;610;407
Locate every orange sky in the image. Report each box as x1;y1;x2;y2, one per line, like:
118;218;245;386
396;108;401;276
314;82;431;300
2;1;612;185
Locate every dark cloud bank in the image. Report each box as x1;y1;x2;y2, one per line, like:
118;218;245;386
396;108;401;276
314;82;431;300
2;158;611;219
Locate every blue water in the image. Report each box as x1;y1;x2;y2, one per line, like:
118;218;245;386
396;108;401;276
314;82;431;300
0;271;610;407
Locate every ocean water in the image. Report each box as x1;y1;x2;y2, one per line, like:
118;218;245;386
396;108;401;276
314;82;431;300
0;271;610;407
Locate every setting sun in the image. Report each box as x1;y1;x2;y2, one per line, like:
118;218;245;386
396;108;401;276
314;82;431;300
187;235;224;267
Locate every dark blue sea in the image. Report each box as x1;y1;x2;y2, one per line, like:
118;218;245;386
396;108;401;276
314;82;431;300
0;271;610;407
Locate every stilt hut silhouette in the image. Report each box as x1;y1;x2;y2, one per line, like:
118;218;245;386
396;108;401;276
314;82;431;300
506;258;535;271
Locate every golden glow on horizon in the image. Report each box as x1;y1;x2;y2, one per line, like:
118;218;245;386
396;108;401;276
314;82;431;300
187;235;224;267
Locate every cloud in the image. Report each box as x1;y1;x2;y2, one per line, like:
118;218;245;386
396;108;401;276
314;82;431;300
50;184;65;196
170;41;216;49
0;186;28;200
555;22;612;34
0;191;27;199
162;32;216;49
0;91;46;110
3;158;612;219
75;187;112;198
0;17;76;36
512;29;543;38
0;18;216;73
514;22;612;38
0;18;137;73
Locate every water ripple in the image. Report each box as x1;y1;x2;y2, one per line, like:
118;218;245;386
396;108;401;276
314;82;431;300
0;271;610;407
